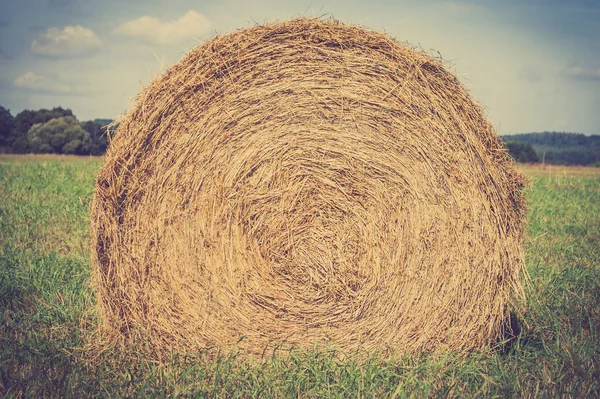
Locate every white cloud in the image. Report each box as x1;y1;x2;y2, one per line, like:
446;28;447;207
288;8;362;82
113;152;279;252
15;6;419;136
564;64;600;80
13;72;82;94
31;25;101;57
114;10;211;45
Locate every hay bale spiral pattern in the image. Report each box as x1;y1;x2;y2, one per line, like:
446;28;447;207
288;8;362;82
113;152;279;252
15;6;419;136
91;18;526;355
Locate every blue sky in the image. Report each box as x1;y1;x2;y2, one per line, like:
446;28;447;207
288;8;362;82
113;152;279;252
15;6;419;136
0;0;598;134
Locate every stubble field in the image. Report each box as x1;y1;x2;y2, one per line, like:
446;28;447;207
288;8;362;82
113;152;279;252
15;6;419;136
1;154;599;397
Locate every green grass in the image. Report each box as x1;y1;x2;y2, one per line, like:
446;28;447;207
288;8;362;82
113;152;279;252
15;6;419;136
1;155;599;397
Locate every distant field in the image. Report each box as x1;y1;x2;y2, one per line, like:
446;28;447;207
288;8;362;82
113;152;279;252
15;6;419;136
516;163;600;177
1;155;599;397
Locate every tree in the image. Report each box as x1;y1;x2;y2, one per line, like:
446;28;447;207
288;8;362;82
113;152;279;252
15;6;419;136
501;132;600;165
81;119;112;155
0;106;15;150
27;116;91;155
10;107;75;152
505;142;539;163
10;137;31;154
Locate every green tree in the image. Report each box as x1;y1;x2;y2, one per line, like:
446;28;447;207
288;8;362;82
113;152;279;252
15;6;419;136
501;132;600;165
81;119;112;155
505;142;539;163
10;107;75;153
0;106;15;150
10;137;31;153
27;116;91;155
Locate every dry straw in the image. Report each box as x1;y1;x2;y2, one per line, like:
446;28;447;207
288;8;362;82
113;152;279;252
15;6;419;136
91;18;526;356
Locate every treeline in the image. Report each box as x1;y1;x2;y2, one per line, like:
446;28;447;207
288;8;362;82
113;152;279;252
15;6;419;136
501;132;600;166
2;106;598;165
503;142;539;163
0;106;112;156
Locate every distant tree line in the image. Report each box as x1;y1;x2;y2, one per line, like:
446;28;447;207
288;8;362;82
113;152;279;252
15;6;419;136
0;105;112;155
501;132;600;166
502;132;600;147
2;106;598;165
504;142;539;163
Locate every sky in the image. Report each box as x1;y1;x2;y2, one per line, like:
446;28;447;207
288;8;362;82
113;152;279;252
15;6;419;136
0;0;599;135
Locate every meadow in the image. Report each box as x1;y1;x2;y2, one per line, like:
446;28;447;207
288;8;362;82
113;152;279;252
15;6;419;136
1;154;599;397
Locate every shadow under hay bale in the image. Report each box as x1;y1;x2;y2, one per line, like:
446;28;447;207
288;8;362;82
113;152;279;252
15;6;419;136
91;18;527;356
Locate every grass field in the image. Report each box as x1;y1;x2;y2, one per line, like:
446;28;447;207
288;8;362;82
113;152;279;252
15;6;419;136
1;155;599;397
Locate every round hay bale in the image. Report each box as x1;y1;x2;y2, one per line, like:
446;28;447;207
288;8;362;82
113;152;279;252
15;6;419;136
91;18;526;355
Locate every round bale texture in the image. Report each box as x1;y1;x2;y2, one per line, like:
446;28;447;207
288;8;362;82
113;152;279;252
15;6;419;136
91;18;526;355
